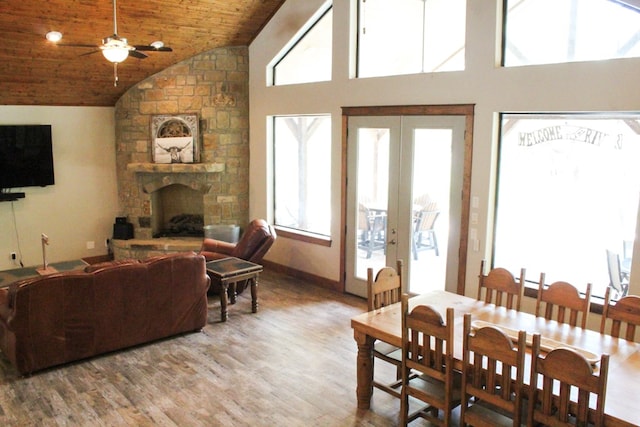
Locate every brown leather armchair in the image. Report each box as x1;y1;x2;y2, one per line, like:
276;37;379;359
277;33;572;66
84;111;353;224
200;219;276;294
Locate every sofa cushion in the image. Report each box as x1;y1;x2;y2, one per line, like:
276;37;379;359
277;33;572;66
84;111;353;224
83;259;139;273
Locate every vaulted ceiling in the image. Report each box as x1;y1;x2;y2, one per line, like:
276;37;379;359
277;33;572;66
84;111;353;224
0;0;285;106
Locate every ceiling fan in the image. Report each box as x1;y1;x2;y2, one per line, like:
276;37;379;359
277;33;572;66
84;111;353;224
54;0;172;86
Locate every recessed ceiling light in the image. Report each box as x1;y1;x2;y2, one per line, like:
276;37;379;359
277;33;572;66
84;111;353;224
150;41;164;49
46;31;63;42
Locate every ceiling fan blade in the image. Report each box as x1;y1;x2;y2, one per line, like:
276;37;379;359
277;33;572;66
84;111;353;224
79;50;101;57
58;43;100;48
133;45;173;52
129;50;148;59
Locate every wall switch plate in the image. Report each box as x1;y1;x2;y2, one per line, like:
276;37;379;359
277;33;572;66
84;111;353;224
86;241;95;250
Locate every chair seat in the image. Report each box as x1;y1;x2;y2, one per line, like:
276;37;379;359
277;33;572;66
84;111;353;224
407;372;462;402
373;341;401;361
465;400;524;427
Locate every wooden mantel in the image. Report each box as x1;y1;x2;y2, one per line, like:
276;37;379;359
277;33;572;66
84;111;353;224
126;163;225;173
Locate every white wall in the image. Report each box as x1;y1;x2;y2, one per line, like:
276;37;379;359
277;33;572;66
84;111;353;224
0;106;119;270
249;0;640;294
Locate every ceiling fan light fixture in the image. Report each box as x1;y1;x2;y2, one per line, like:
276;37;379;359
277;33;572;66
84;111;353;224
46;31;63;43
102;46;129;63
101;37;131;63
150;41;164;49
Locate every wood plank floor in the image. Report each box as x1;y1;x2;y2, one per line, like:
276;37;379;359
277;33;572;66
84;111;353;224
0;269;448;426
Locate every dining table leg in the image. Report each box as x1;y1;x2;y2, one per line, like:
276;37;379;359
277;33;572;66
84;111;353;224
353;330;375;409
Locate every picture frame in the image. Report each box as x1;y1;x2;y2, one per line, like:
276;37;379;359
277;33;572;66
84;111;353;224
151;114;199;163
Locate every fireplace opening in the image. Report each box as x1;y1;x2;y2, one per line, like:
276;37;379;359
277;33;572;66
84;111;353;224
151;184;205;238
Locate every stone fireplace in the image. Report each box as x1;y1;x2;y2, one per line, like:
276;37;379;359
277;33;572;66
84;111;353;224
111;162;227;259
126;161;225;237
112;46;250;260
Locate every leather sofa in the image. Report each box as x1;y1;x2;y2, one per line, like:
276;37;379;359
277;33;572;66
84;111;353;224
200;218;276;294
0;252;210;375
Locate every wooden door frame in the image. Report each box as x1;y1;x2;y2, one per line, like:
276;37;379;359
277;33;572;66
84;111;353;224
340;104;474;295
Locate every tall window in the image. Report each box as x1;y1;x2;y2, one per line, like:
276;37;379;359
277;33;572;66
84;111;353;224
503;0;640;67
273;115;332;236
357;0;465;78
494;113;640;299
271;5;332;86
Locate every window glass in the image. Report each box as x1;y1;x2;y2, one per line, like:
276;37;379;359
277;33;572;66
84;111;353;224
503;0;640;67
272;7;332;86
273;115;332;236
494;113;640;299
357;0;465;78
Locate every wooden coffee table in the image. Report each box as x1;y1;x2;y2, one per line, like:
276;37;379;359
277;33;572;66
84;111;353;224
206;257;263;322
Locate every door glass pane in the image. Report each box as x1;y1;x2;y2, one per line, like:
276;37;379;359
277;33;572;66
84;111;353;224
495;113;640;299
409;129;452;293
355;128;390;280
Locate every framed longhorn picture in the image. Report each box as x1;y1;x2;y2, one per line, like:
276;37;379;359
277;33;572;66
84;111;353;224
151;114;199;163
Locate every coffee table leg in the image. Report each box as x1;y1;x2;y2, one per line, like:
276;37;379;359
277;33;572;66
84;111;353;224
229;282;237;305
251;276;258;313
220;282;228;322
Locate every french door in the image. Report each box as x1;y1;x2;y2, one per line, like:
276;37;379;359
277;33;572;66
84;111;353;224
345;114;468;297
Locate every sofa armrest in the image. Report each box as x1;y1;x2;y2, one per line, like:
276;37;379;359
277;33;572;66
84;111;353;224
201;238;235;256
0;288;14;324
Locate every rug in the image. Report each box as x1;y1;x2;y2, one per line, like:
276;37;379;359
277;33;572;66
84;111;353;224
0;259;88;288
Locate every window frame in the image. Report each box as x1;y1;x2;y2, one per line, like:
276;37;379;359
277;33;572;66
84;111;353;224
355;0;466;78
269;4;333;87
501;0;640;67
271;114;333;243
492;111;640;303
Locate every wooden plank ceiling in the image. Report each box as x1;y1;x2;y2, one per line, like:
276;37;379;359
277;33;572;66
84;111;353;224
0;0;285;106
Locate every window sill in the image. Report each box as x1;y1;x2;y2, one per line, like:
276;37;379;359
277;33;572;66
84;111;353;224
274;226;332;247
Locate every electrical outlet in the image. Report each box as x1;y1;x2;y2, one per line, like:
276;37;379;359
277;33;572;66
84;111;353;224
86;241;95;250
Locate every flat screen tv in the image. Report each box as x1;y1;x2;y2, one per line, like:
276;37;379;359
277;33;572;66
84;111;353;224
0;125;55;191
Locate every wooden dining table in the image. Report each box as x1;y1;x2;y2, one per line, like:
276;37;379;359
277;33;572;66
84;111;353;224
351;290;640;427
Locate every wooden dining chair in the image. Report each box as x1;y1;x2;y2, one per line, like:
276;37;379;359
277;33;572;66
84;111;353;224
535;273;591;328
367;260;403;398
460;314;528;427
400;294;461;426
600;287;640;341
477;260;526;311
411;200;440;260
606;249;629;299
358;203;387;258
528;334;610;427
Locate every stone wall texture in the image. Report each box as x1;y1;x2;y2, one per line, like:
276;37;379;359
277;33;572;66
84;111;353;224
114;46;250;239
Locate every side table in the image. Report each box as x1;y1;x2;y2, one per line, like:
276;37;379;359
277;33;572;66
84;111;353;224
205;257;263;322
